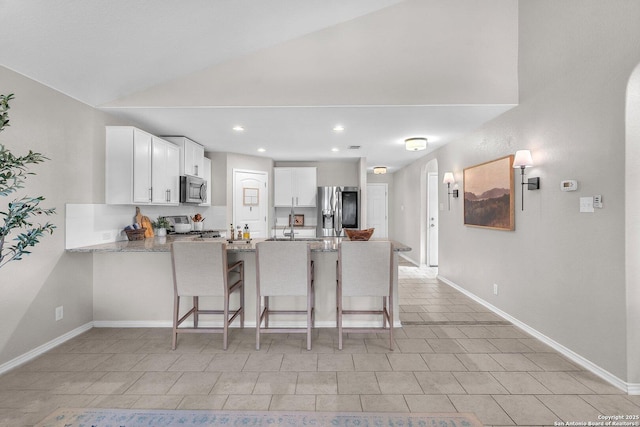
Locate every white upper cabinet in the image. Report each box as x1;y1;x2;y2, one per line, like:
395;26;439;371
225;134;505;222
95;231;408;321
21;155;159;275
163;136;205;178
132;129;152;204
151;137;180;205
105;126;179;205
274;167;317;207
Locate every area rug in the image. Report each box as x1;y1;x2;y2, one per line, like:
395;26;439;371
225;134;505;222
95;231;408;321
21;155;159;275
37;408;483;427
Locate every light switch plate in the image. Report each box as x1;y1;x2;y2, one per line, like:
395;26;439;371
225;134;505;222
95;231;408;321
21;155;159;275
580;197;594;213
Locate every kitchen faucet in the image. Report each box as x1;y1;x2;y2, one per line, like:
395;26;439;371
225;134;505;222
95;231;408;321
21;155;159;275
282;197;296;240
289;197;295;240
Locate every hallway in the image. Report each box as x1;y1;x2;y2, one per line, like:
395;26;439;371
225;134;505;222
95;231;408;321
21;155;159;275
0;264;638;426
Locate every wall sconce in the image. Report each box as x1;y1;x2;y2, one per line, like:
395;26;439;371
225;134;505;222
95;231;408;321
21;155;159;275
512;149;540;211
443;172;459;211
373;166;387;174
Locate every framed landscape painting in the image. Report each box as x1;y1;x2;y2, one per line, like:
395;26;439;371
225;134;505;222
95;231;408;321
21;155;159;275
463;155;515;231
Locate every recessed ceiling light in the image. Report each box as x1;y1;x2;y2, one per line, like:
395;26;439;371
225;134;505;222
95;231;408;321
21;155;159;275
257;148;266;153
233;125;245;132
333;125;345;132
331;147;339;152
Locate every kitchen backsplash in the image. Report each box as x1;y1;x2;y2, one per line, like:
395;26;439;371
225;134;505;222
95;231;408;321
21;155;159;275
65;204;227;249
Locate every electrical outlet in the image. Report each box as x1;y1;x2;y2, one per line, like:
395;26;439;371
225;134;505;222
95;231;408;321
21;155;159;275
55;306;63;321
594;195;603;208
493;283;499;295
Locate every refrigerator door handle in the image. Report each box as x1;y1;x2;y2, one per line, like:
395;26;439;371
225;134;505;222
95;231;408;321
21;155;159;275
335;188;342;236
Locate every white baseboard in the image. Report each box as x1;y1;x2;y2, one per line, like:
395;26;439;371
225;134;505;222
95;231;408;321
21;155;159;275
0;322;93;376
438;275;636;395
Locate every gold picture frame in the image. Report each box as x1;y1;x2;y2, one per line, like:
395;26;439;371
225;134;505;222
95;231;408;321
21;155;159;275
463;155;515;231
288;214;304;226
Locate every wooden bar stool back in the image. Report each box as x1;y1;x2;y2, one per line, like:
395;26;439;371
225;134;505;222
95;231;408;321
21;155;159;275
171;241;244;350
255;241;315;350
337;240;394;350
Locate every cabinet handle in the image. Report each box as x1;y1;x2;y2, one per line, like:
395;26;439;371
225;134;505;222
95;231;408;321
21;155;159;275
149;188;152;202
194;165;198;176
166;189;170;202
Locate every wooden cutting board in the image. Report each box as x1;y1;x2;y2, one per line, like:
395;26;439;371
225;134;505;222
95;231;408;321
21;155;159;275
141;215;154;238
135;207;143;226
135;207;154;238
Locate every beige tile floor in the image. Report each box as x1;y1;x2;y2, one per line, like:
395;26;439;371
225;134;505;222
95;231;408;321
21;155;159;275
0;264;638;426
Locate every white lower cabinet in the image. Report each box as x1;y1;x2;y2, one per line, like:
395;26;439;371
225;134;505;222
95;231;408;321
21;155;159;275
106;126;179;205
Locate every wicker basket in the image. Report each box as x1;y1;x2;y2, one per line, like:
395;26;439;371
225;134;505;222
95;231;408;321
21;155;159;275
344;228;375;241
125;228;146;241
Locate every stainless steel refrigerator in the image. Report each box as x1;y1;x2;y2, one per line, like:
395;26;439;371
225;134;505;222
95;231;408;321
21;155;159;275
317;186;359;237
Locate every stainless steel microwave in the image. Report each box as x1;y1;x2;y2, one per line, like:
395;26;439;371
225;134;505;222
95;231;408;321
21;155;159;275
180;175;207;204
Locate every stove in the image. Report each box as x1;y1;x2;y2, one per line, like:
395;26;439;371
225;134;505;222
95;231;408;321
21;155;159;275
167;230;222;238
163;215;221;239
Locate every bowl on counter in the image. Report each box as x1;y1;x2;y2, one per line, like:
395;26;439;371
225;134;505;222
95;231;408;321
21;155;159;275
173;224;192;233
344;228;375;241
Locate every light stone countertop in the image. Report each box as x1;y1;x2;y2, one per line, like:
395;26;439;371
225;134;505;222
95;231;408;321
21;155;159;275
67;236;411;253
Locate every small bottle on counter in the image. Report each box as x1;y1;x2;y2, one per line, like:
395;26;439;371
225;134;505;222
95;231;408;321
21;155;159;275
237;226;242;240
229;223;234;240
243;224;250;240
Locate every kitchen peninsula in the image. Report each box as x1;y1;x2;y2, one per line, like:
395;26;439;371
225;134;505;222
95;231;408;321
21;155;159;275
69;237;410;329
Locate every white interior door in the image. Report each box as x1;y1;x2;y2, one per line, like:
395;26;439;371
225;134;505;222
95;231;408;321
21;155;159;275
233;169;268;238
366;183;388;238
427;172;439;266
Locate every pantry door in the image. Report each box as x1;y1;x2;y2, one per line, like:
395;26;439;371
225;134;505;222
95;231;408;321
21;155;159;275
233;169;268;238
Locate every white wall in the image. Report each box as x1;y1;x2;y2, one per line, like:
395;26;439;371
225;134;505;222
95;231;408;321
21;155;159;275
0;66;121;365
274;160;360;187
393;0;640;384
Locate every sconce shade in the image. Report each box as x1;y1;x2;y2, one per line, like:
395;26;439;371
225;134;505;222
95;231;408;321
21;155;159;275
405;137;427;151
373;166;387;174
442;172;455;184
513;150;534;168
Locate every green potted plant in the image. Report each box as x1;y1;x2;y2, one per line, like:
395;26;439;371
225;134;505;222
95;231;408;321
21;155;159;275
151;216;171;237
0;93;56;269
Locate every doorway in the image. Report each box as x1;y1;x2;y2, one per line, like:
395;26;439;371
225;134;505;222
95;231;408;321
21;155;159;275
233;169;268;238
427;172;439;267
366;183;388;238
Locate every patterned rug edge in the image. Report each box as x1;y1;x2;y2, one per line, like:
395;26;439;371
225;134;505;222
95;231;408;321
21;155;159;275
38;408;484;427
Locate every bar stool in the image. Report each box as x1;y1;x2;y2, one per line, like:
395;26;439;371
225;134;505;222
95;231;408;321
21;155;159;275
337;240;394;350
255;241;315;350
171;240;244;350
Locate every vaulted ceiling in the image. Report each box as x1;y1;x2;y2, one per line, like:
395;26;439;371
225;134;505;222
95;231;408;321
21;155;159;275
0;0;518;172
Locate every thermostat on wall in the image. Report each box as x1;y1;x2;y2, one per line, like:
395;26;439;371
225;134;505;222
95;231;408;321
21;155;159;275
561;180;578;192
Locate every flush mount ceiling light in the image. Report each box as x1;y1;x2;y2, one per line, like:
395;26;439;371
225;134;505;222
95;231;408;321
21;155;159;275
405;137;427;151
373;166;387;175
331;147;339;152
257;148;266;153
232;125;244;132
333;125;345;132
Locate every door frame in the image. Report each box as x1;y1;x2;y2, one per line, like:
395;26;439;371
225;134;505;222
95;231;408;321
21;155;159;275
427;172;439;267
232;168;269;237
366;183;389;238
